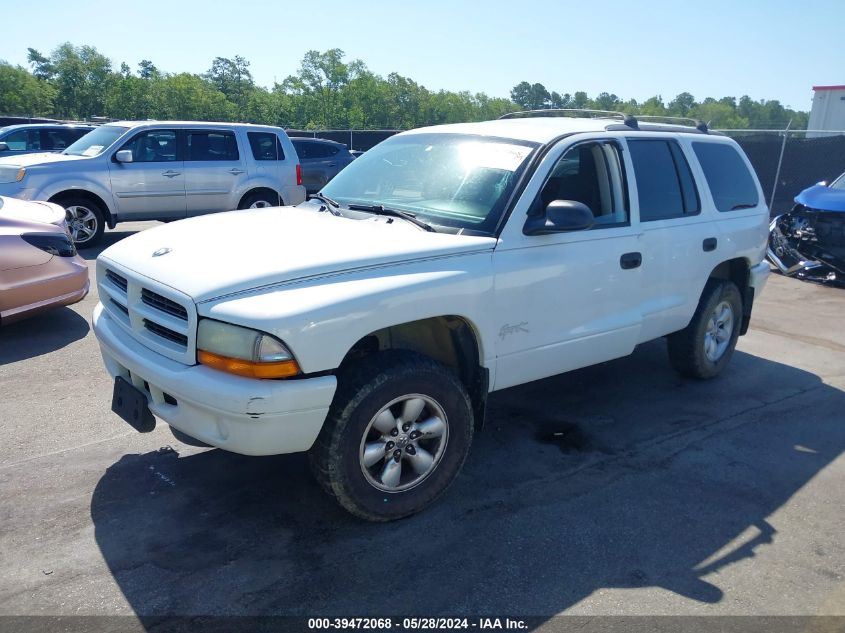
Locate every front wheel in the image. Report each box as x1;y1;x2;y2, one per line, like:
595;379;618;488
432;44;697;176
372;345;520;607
310;351;473;521
667;280;742;379
60;197;105;247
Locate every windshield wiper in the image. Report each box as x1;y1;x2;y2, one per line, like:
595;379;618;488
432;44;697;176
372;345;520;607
347;204;436;232
309;192;342;215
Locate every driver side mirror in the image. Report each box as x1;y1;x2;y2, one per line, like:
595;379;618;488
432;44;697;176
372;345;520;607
115;149;133;163
523;200;594;235
0;142;9;152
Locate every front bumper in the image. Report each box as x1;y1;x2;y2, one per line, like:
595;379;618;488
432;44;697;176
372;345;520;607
93;302;337;455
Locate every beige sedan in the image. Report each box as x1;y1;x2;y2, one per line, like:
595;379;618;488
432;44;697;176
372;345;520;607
0;196;89;325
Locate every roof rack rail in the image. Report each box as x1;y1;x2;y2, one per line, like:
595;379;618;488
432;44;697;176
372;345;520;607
635;115;708;133
499;108;639;129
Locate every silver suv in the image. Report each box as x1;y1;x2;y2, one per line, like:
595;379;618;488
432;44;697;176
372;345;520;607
0;121;306;247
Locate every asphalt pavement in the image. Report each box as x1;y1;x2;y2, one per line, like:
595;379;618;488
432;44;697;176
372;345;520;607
0;221;843;626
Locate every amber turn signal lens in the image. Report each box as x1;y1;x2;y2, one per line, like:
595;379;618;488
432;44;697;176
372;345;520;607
197;350;300;379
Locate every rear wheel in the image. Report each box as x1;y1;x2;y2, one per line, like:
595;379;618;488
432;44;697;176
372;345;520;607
667;280;742;379
239;191;280;209
60;197;105;247
310;351;473;521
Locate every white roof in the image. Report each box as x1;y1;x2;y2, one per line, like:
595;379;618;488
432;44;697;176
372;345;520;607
402;117;713;144
402;117;619;144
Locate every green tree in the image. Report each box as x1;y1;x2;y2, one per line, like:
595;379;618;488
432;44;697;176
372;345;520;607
0;62;55;116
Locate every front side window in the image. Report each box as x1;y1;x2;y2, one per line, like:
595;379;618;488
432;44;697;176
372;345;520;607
2;130;31;151
248;132;285;161
321;133;536;234
629;139;700;221
121;130;178;163
64;125;128;156
187;131;239;161
535;141;629;227
692;142;760;211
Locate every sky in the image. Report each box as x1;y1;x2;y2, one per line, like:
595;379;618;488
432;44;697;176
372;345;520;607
2;0;842;112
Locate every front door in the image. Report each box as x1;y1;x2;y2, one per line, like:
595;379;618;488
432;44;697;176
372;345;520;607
109;129;186;220
492;137;644;390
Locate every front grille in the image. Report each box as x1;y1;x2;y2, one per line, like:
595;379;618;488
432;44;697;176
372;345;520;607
98;262;196;364
106;269;127;292
143;319;188;346
142;288;188;320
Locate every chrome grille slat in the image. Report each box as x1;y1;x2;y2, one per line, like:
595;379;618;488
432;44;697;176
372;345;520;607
141;288;188;321
105;270;127;292
143;319;189;346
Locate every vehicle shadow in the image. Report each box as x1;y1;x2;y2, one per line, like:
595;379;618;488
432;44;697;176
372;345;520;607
90;342;845;619
0;306;90;364
77;230;142;261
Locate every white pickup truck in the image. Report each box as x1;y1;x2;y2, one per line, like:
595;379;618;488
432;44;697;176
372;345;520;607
93;112;770;521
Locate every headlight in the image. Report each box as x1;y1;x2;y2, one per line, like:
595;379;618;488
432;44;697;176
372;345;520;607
196;319;300;379
16;167;26;182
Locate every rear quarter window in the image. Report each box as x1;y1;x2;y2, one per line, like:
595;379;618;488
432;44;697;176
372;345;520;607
692;142;760;211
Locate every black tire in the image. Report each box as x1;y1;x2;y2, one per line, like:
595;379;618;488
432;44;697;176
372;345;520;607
309;350;473;522
58;196;106;248
667;279;743;379
238;191;281;209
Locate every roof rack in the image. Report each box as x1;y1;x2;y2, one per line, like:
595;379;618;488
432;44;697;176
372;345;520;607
499;108;639;129
635;115;708;133
498;109;713;134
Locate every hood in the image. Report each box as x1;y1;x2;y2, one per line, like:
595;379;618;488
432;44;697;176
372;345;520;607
99;206;496;302
795;184;845;213
0;152;86;183
0;196;66;226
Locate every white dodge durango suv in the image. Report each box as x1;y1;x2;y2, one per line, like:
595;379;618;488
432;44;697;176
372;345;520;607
92;111;770;521
0;121;306;247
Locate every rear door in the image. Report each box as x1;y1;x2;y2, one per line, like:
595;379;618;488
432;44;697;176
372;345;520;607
625;136;717;342
184;129;249;216
108;129;186;220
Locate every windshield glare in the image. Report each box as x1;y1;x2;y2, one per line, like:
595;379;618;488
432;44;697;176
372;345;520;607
321;133;535;234
64;126;128;156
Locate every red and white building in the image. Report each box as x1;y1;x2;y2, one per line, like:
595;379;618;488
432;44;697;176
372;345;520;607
808;85;845;137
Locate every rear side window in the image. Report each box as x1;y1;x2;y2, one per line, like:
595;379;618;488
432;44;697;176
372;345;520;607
187;131;239;161
247;132;285;161
692;142;760;211
628;140;699;221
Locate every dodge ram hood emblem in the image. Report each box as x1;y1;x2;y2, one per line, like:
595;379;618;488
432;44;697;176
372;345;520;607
152;247;172;257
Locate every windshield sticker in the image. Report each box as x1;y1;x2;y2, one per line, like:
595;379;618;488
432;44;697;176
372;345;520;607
458;142;531;172
81;145;103;157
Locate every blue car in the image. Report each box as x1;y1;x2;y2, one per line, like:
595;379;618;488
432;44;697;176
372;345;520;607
767;171;845;283
0;124;95;158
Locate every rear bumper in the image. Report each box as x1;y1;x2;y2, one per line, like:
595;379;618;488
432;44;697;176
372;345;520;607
0;255;89;324
93;302;337;455
741;260;771;335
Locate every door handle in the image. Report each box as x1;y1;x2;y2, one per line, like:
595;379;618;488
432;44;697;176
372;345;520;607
620;252;642;269
162;170;181;178
326;162;337;167
703;237;718;252
228;168;245;175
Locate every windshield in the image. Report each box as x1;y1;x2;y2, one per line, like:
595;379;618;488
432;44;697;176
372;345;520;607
831;172;845;191
321;133;536;235
63;126;128;157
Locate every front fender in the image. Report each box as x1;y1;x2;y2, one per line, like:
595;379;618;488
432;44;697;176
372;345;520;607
37;177;116;217
198;253;496;374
